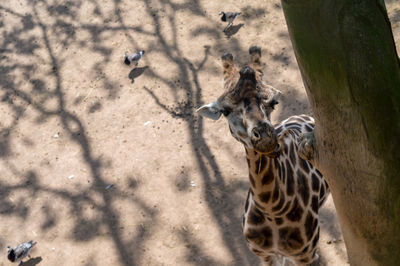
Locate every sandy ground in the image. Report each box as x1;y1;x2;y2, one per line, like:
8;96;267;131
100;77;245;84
0;0;399;265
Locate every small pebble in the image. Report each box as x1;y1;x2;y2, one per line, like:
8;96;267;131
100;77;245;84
68;175;75;179
327;238;338;244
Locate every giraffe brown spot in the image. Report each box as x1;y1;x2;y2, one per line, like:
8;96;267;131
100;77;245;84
260;226;273;248
281;161;286;184
248;207;266;225
275;217;283;225
264;255;274;263
305;124;313;132
245;228;259;242
299;244;310;255
299;158;310;174
249;173;256;188
272;181;280;202
251;248;264;256
274;158;279;169
319;183;325;199
297;170;310;206
311;173;320;192
272;195;286;212
305;212;318;241
245;226;273;249
255;155;268;174
286;197;304;222
275;126;283;135
284;143;288;154
277;164;282;179
311;195;319;214
244;190;250;211
315;169;322;177
285;160;294;196
261;165;274;185
274;159;281;179
285;123;302;129
276;200;292;216
300;258;311;264
278;226;304;251
258;191;271;203
312;227;320;248
289;141;297;165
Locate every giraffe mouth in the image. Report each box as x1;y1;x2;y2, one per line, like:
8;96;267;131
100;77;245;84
253;136;280;156
263;143;282;158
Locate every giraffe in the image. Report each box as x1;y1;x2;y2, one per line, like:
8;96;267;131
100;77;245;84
197;46;329;265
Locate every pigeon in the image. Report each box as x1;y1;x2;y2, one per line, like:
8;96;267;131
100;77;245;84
219;11;241;32
124;50;145;66
7;240;36;265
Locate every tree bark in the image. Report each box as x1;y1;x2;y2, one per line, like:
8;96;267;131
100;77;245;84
280;0;400;265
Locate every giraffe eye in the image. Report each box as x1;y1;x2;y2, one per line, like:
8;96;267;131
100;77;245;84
222;108;231;116
269;99;279;110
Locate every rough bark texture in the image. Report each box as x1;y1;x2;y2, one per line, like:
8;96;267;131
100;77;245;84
280;0;400;265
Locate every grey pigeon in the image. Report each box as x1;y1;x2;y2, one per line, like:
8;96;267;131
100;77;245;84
124;50;145;66
7;240;36;265
219;11;241;32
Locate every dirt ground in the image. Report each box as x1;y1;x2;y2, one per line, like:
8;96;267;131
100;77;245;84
0;0;399;265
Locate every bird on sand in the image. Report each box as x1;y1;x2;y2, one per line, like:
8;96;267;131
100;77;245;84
7;240;36;265
219;11;241;32
124;50;145;66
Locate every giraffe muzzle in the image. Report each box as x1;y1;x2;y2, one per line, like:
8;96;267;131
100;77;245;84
251;125;278;154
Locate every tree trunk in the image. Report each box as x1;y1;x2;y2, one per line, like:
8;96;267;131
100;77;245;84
280;0;400;265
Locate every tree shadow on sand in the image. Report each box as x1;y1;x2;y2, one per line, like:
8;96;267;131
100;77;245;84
0;1;158;266
136;0;260;265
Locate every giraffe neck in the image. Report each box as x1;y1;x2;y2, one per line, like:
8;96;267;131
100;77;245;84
245;147;285;214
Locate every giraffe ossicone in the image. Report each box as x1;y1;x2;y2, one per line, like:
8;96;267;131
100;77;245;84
197;46;329;266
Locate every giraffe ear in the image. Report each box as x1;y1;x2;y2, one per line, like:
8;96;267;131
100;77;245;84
262;84;282;102
197;101;222;120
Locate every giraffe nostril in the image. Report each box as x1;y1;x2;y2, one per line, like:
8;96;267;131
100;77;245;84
252;129;261;141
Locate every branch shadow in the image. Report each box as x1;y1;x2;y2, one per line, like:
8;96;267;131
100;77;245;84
137;0;260;264
0;1;158;265
178;229;224;265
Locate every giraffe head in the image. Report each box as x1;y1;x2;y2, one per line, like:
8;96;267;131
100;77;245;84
197;46;281;155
